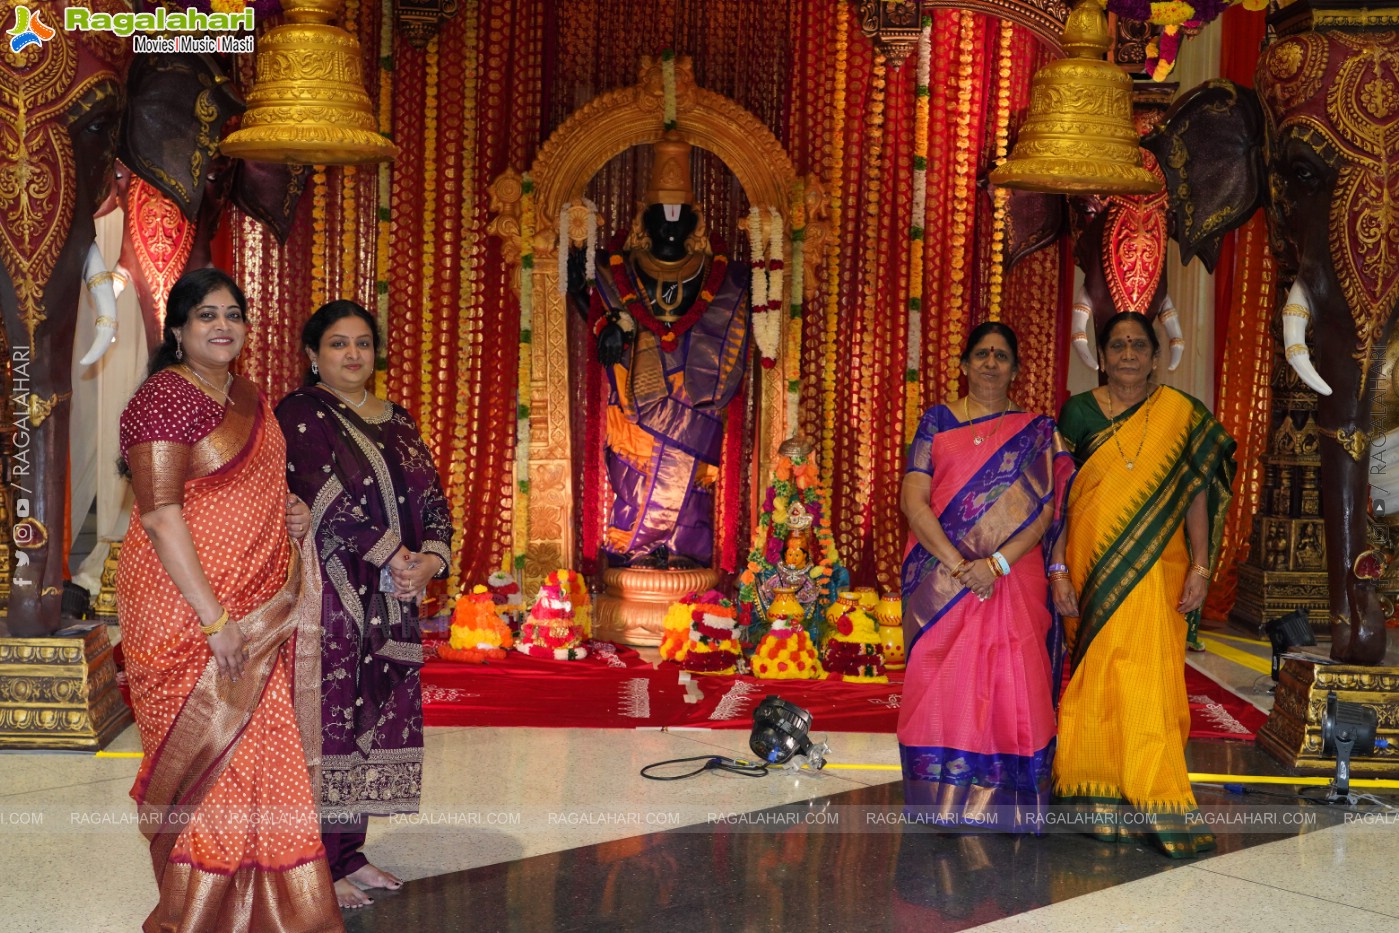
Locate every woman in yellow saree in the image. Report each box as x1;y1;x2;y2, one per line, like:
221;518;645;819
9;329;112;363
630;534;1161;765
1049;312;1236;858
118;269;344;931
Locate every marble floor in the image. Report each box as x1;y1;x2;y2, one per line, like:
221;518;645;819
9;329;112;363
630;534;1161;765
3;621;1398;933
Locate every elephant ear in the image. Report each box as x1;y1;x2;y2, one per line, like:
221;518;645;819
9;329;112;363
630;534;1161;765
120;53;245;222
1143;78;1265;273
230;160;311;245
1002;190;1065;271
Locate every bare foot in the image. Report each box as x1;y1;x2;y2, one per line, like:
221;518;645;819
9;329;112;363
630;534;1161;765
346;863;403;891
334;878;374;909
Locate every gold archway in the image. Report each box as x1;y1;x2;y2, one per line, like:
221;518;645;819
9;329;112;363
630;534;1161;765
488;56;826;588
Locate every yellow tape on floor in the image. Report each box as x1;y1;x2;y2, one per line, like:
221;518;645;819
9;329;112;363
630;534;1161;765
94;751;143;758
1199;635;1271;676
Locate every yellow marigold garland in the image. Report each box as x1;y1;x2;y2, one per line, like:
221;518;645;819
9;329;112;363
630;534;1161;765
944;10;977;398
821;1;849;487
786;182;805;435
986;20;1015;322
906;14;931;443
513;173;535;575
855;51;887;522
341;165;358;301
311;166;328;309
419;36;440;435
375;0;394;357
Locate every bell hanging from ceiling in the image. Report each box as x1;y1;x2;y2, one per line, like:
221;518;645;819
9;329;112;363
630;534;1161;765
989;0;1160;195
220;0;398;165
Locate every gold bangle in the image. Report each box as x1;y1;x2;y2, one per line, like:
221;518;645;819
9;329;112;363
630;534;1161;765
1049;571;1070;582
1285;344;1309;360
201;609;230;637
950;558;970;579
1190;563;1211;579
1281;304;1309;319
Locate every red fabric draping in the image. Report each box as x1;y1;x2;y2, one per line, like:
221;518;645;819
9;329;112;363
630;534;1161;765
1205;6;1275;619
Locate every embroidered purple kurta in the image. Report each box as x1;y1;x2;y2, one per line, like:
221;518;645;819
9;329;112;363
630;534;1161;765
593;254;750;566
276;386;453;818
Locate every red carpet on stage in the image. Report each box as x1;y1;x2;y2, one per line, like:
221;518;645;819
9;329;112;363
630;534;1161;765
420;639;1267;740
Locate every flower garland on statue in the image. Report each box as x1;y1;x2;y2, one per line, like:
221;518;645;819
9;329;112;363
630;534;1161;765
661;49;678;130
556;198;599;295
786;185;806;433
737;443;846;629
513;174;535;574
601;232;729;354
906;14;931;443
1105;0;1265;80
748;206;784;368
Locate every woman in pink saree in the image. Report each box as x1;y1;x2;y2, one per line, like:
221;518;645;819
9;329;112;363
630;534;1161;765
896;322;1073;829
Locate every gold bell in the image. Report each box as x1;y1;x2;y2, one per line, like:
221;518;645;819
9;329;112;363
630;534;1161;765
989;0;1160;195
220;0;397;165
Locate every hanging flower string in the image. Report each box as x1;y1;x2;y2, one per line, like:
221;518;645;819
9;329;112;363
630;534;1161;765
786;184;806;434
1105;0;1265;79
906;14;931;442
986;20;1014;321
606;233;729;353
556;198;600;295
661;49;677;130
821;3;849;485
514;173;535;574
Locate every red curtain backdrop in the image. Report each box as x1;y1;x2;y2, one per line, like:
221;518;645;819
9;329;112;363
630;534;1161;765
230;2;1067;594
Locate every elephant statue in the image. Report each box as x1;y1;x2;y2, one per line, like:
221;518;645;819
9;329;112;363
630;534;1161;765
1143;10;1399;663
0;0;303;636
1003;87;1190;375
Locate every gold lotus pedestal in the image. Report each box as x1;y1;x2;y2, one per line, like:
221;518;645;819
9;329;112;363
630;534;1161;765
1258;657;1399;778
0;625;131;749
594;567;721;646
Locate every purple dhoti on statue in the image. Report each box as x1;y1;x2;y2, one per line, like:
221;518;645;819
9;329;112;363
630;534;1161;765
595;255;750;566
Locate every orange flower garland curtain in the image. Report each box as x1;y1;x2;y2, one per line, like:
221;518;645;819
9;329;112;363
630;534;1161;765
229;1;1066;592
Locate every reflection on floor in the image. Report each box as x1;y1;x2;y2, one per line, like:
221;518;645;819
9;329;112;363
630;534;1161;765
4;621;1399;933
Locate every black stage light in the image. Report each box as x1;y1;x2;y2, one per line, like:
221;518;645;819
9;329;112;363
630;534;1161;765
1322;691;1378;802
750;696;816;766
1264;609;1315;681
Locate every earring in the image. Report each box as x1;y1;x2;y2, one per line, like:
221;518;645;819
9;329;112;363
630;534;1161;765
311;361;319;375
175;341;183;362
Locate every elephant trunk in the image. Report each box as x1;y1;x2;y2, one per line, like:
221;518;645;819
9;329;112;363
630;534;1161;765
79;241;118;366
1158;296;1184;372
1282;281;1334;396
1071;285;1097;370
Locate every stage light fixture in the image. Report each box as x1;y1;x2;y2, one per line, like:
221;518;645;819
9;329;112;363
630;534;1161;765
750;696;821;767
1264;608;1315;681
1322;690;1379;802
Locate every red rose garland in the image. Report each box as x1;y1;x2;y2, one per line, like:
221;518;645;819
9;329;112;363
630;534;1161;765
607;245;730;353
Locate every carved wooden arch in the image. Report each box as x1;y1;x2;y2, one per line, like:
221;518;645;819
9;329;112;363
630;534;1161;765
488;56;820;589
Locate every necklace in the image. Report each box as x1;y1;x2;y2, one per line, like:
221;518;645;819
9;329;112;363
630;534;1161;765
635;251;705;316
608;235;729;353
183;365;232;405
1105;385;1156;470
964;395;1010;446
325;384;369;409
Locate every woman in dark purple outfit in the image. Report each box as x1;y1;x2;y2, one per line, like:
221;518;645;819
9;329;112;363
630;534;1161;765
276;301;454;910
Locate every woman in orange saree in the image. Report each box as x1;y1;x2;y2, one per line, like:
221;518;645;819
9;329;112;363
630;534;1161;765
117;268;343;932
1050;312;1236;858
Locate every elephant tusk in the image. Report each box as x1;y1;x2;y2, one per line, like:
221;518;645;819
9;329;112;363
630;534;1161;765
111;262;131;299
1071;286;1097;371
1281;281;1333;396
1158;296;1184;372
79;241;118;367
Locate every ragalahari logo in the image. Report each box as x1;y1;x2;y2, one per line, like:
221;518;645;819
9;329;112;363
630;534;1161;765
8;5;55;52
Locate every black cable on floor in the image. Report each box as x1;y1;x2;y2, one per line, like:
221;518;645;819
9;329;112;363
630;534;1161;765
640;755;770;780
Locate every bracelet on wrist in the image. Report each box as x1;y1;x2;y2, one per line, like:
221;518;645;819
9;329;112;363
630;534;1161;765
201;608;230;637
991;552;1011;577
1190;563;1211;579
1049;571;1070;583
1048;563;1068;574
950;558;970;579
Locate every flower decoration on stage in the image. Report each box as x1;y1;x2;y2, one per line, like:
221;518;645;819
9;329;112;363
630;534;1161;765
660;591;700;663
1104;0;1265;79
661;48;678;130
822;607;888;684
752;587;823;680
602;232;729;354
486;570;525;631
515;570;589;661
557;198;599;294
679;590;743;676
439;585;514;663
739;436;849;636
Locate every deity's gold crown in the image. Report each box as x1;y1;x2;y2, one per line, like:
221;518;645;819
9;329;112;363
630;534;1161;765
645;129;695;206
